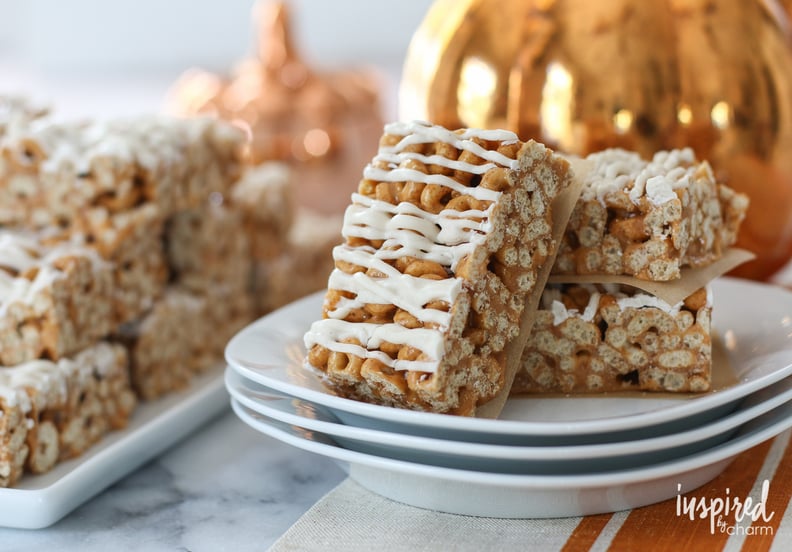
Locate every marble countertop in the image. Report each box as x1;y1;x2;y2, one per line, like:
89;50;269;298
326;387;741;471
0;409;345;551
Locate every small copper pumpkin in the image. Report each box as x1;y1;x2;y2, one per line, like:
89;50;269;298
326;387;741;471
169;1;383;215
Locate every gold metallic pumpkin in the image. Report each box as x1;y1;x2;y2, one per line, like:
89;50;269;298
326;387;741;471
400;0;792;280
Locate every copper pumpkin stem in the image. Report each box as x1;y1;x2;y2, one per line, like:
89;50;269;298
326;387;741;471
255;1;309;88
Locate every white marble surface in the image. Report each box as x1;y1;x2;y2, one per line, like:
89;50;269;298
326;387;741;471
0;408;345;551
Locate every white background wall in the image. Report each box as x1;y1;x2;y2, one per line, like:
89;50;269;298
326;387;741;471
0;0;433;116
0;0;432;72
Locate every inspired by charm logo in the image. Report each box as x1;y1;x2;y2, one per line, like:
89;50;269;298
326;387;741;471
676;481;776;535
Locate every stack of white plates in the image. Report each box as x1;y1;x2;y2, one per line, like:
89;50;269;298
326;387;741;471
225;278;792;518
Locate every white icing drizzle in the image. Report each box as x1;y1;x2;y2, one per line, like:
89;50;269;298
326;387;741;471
377;151;504;175
328;247;462;326
382;121;520;168
342;193;492;270
550;292;602;326
0;231;107;316
305;121;519;373
0;342;119;412
582;292;602;321
0;232;44;273
304;319;441;372
7;116;235;177
0;95;47;137
581;147;708;208
0;359;66;412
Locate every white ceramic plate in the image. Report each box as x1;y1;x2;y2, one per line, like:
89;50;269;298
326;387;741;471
226;365;792;474
0;368;228;529
225;278;792;444
231;397;792;518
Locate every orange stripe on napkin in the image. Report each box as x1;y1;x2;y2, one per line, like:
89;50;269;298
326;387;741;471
740;434;792;552
605;439;774;552
560;513;613;552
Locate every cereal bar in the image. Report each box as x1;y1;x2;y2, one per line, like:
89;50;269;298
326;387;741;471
167;163;297;301
514;284;712;393
71;204;168;325
118;287;252;400
0;95;48;138
553;148;749;281
255;208;341;314
304;121;573;415
0;342;136;488
0;116;245;228
165;202;251;295
0;231;114;365
231;163;294;261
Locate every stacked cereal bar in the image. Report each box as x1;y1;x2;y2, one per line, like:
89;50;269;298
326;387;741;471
514;148;748;394
116;288;250;400
230;162;341;314
124;197;256;400
304;121;573;415
552;148;748;281
231;163;294;262
257;208;341;314
73;203;168;325
0;232;113;365
119;159;304;400
0;97;299;487
0;116;243;228
0;342;135;487
515;284;712;393
0;115;247;326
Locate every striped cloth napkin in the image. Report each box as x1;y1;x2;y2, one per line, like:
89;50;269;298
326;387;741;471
270;429;791;552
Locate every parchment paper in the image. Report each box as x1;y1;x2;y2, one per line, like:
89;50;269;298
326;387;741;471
547;248;755;305
476;157;590;418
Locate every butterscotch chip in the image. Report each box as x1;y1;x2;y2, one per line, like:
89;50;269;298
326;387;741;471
304;121;573;415
553;148;748;281
513;283;712;394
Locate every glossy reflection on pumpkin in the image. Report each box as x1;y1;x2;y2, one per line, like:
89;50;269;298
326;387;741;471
400;0;792;280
